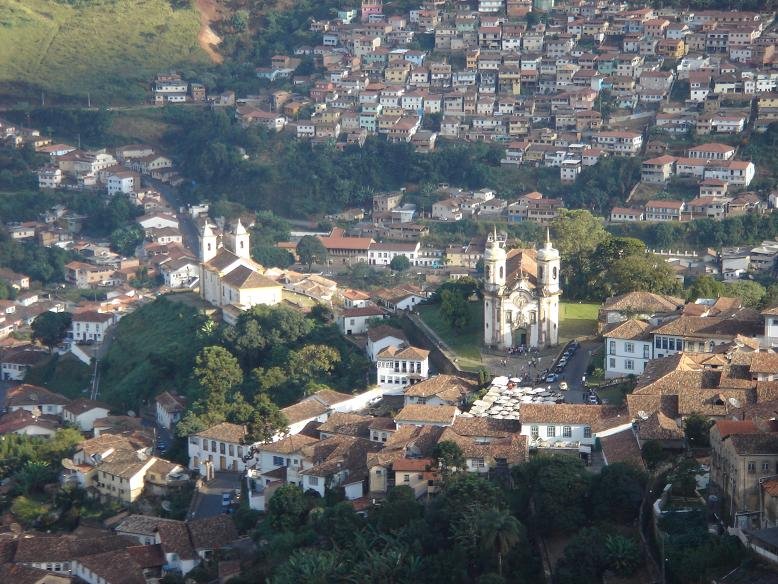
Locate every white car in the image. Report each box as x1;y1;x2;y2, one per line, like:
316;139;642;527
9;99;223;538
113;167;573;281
559;381;568;391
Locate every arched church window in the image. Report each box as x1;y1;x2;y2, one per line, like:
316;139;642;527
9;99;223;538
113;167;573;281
530;312;537;324
552;267;557;280
486;265;491;279
240;240;244;249
207;243;212;251
539;266;544;279
499;266;504;279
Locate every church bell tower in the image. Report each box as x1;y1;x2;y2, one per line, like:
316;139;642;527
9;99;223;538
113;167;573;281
483;228;507;347
536;228;561;347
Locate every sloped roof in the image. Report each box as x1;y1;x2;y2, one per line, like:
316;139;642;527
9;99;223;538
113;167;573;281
603;319;653;340
600;427;646;469
403;374;477;401
395;404;457;425
193;422;247;443
519;403;629;433
5;384;70;407
602;291;683;314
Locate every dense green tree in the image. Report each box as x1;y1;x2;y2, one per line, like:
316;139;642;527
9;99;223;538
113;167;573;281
368;485;424;532
223;305;314;370
684;413;713;448
641;440;664;470
31;311;72;352
268;484;308;532
0;279;15;300
725;280;766;308
591;463;647;523
193;346;243;410
434;440;465;477
109;224;145;256
440;289;471;330
296;235;328;271
554;527;610;584
513;456;592;535
686;275;725;301
604;253;682;297
604;534;642;577
251;245;294;268
287;344;341;383
477;509;525;577
246;394;288;443
389;254;411;272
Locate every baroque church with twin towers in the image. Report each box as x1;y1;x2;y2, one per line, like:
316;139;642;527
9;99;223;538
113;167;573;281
483;228;561;350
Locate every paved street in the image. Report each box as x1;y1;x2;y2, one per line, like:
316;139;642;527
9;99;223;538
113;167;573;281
143;178;199;255
190;472;242;519
481;339;598;404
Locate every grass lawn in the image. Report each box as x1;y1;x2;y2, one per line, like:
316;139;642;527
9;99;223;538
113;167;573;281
559;302;599;342
417;301;483;371
0;0;209;103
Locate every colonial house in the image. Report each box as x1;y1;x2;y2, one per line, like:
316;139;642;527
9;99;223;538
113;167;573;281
366;325;408;361
604;319;655;378
437;417;528;474
62;399;111;432
279;389;353;436
599;291;684;325
318;227;374;264
394;404;458;427
710;420;778;529
69;310;116;343
368;241;421;266
0;345;48;381
645;200;686;222
376;344;430;390
4;383;70;417
402;374;477;407
340;305;387;335
519;403;633;451
188;422;250;474
155;391;187;429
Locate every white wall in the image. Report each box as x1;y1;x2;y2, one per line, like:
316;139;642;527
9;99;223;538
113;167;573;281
605;337;652;378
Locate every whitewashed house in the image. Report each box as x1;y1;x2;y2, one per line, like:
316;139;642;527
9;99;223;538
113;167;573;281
603;319;655;378
376;344;430;391
366;325;408;361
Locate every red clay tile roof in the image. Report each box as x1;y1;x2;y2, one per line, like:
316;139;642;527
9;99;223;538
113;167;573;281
395;404;457;425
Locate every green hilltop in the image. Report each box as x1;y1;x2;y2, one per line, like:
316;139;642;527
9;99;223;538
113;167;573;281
0;0;210;104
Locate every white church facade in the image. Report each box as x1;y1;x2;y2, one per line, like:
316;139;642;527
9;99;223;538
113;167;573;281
199;219;283;322
483;229;561;349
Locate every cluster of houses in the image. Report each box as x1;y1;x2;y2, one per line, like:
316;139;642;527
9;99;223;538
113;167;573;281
216;2;775;193
0;508;242;583
594;289;778;538
34;141;177;192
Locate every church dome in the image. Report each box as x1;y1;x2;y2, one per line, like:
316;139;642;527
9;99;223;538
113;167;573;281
485;230;507;262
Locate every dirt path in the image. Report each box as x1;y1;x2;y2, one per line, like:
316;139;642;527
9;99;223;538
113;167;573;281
195;0;223;64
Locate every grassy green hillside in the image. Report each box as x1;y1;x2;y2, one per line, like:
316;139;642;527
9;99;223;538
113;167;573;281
0;0;210;103
99;297;208;411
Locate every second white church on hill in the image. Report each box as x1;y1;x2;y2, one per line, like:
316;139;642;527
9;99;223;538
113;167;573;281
198;219;282;317
483;229;561;349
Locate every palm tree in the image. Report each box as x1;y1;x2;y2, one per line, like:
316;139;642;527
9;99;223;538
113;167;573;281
478;509;525;577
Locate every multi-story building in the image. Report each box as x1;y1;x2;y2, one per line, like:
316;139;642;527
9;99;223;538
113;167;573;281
710;420;778;528
376;344;430;391
188;422;251;474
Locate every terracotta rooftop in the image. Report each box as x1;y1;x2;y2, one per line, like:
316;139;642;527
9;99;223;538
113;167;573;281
603;319;653;340
193;422;247;444
403;374;477;401
519;403;630;433
367;324;407;343
395;404;457;425
377;344;430;361
187;515;239;551
602;291;683;314
600;427;646;469
5;384;70;407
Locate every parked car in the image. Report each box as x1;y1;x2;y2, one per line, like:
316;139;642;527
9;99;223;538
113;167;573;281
222;492;231;507
588;394;599;405
545;373;558;383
